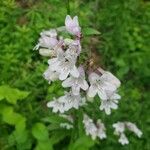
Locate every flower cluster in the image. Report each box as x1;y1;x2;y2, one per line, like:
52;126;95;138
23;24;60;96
113;122;143;145
34;15;142;145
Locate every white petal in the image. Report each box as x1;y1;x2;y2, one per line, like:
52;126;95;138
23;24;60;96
62;77;73;87
73;16;79;26
88;72;100;83
111;93;121;100
87;86;97;97
97;89;107;100
59;71;70;80
70;66;79;78
80;80;89;91
72;85;80;95
65;15;72;27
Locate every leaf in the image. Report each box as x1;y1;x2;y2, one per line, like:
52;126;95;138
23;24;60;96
1;106;26;126
69;136;95;150
32;123;49;141
49;130;69;144
35;141;53;150
82;27;101;36
0;85;30;104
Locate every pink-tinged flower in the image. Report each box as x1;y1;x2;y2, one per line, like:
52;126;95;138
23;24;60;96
34;29;58;50
65;15;81;37
62;66;89;95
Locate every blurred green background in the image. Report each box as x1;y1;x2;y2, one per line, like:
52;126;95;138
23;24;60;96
0;0;149;150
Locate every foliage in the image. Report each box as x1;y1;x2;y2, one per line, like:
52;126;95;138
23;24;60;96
0;0;149;150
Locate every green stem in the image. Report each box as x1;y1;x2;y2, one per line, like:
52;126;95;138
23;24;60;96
66;0;70;15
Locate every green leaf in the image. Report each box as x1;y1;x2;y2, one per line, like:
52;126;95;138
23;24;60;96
69;136;95;150
50;130;69;144
32;123;49;141
83;28;101;36
0;85;30;104
1;105;26;126
35;141;53;150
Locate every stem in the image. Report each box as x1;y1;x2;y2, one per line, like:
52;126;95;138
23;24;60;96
66;0;70;15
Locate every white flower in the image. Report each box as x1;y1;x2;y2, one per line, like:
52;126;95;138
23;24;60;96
48;48;79;80
96;119;107;139
47;97;66;113
60;123;73;130
38;29;58;49
65;15;81;37
83;114;97;140
47;92;86;113
126;122;143;138
87;71;121;100
83;114;106;140
62;66;89;95
100;92;121;115
118;133;129;145
43;67;59;84
113;122;125;134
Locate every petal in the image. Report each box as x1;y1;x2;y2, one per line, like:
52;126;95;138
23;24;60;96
72;85;80;95
65;15;72;27
62;77;73;87
80;80;89;91
87;86;97;97
70;66;79;78
73;16;79;26
59;70;70;80
105;106;111;115
88;72;99;83
48;58;58;65
111;93;121;100
97;89;107;100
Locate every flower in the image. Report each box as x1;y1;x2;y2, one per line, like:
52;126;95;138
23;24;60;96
47;91;86;113
87;71;121;100
83;114;106;140
100;92;121;115
126;122;143;138
118;133;129;145
65;15;81;37
62;66;89;95
83;114;97;140
43;67;59;84
47;97;66;113
48;48;79;80
113;122;125;134
96;119;107;139
36;29;58;50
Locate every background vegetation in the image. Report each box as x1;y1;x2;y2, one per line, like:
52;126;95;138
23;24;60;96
0;0;149;149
